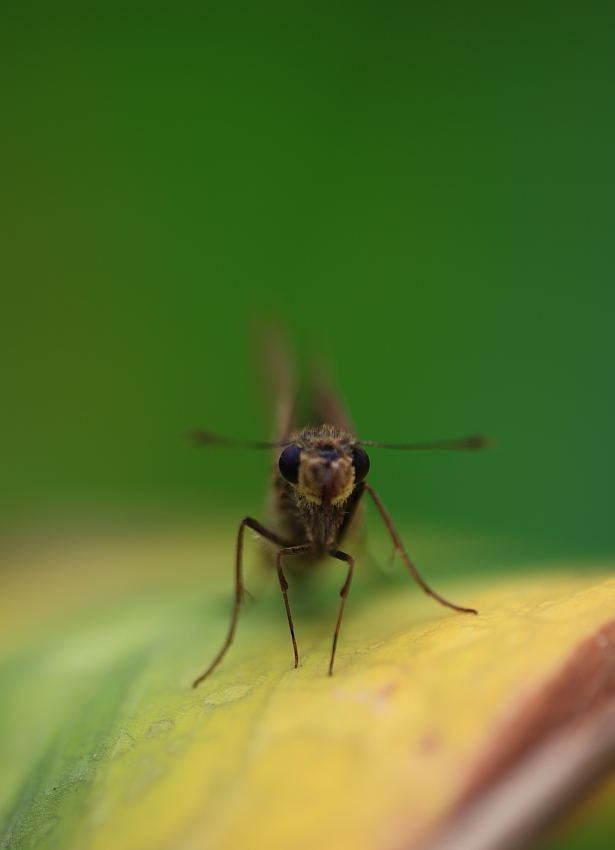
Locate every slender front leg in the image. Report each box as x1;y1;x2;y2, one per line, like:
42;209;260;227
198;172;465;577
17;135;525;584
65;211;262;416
276;544;313;668
363;484;478;615
193;517;290;687
327;548;355;676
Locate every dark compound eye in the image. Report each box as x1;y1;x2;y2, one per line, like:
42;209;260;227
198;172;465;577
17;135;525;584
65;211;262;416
351;446;370;484
278;444;302;484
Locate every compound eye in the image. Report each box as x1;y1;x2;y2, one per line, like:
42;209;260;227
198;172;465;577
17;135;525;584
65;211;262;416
351;446;370;484
278;444;302;484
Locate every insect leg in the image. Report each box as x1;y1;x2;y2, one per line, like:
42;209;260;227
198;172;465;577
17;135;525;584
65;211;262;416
326;548;355;676
276;544;313;668
193;517;290;687
363;483;478;615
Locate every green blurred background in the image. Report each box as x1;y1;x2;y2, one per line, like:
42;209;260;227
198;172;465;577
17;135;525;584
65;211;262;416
1;0;614;561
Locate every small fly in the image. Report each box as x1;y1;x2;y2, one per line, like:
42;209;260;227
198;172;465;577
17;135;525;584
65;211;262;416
191;331;487;685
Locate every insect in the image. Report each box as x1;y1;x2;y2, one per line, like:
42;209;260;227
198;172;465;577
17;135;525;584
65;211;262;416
191;334;487;686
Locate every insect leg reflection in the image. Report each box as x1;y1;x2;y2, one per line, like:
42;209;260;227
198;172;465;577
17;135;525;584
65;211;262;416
192;517;290;688
363;483;478;615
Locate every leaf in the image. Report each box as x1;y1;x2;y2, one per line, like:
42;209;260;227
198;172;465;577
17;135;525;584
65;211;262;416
1;529;614;850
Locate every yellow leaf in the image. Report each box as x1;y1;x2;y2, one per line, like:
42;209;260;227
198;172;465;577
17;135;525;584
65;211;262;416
1;528;614;850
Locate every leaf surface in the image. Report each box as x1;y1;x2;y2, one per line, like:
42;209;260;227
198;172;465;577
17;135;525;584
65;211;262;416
1;531;614;850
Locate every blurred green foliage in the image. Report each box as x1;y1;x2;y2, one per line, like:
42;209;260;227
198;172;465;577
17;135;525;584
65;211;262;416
1;1;614;560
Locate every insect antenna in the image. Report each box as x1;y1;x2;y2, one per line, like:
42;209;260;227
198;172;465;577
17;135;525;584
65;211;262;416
188;430;290;449
357;435;491;451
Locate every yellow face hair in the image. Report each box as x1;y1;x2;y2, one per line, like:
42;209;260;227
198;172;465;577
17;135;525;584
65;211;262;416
296;447;355;507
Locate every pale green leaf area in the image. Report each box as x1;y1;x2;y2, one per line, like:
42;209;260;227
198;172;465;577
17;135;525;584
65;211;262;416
0;526;614;850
